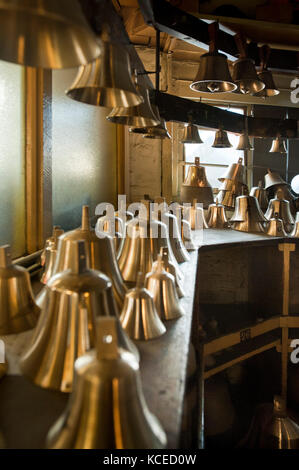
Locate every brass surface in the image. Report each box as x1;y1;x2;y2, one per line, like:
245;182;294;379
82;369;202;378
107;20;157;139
143;120;171;140
269;137;287;154
41;227;64;284
181;219;196;251
290;212;299;238
21;240;138;393
265;189;294;232
161;212;190;263
0;245;40;335
188;201;208;230
145;255;184;321
180;158;214;208
266;213;287;237
0;362;7;380
190;52;237;93
230;195;267;233
232;58;265;95
183;158;212;188
218;158;245;184
236;133;253;151
181;123;203;144
250;181;269;211
152;247;185;299
256;70;280;97
53;206;127;308
0;0;101;68
66;42;142;108
96;214;125;258
46;317;166;449
264;169;287;189
207;202;230;229
120;272;166;341
212;129;232;148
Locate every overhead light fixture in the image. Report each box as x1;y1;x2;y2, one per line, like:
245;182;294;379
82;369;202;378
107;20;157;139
232;33;265;95
256;45;280;97
190;22;237;94
66;41;143;108
0;0;101;68
181;122;203;144
212;128;232;148
270;136;287;154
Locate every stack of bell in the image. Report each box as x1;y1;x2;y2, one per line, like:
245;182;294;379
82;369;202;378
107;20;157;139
250;181;269;212
41;227;64;284
265;188;294;233
216;158;248;210
46;317;167;449
230;194;267;233
265;169;297;216
180;157;214;209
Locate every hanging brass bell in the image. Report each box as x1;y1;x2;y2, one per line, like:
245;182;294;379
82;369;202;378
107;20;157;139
53;206;127;309
106;85;160;128
20;240;138;393
120;272;166;341
181;123;203;144
264;168;287;190
153;247;185;298
180;158;214;209
66;42;143;108
236;133;253;151
0;0;101;69
256;70;280;97
207;202;229;229
250;181;269;212
143;119;172;140
212;129;232;148
41;227;64;285
290;212;299;238
46;317;167;449
266;212;287;237
0;245;40;335
145;255;184;321
190;52;237;93
219;158;246;184
230;195;267;233
265;189;294;232
269;136;287;154
232;58;265;95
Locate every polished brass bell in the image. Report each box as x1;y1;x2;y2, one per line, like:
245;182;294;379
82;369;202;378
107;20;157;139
143;119;171;140
41;226;61;268
257;70;280;97
265;189;294;232
96;214;125;258
188;199;208;230
212;129;232;148
0;0;101;68
250;181;269;211
181;218;196;251
180;158;214;209
219;158;246;184
207;202;229;229
53;206;127;309
0;245;40;335
181;123;203;144
266;212;287;237
46;317;167;449
153;247;185;298
236;133;253;150
21;240;138;393
230;195;267;233
161;211;190;263
270;136;287;154
145;255;184;321
107;85;160;128
291;212;299;238
41;227;64;285
232;58;265;95
264;168;287;190
120;272;166;341
190;52;236;93
66;42;143;108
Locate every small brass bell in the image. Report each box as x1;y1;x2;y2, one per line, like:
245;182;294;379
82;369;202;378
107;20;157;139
143;119;172;140
219;158;246;185
181;218;196;251
250;181;269;211
255;46;280;97
146;255;184;321
266;212;287;237
269;136;287;154
0;245;40;335
53;206;127;309
290;212;299;238
212;129;232;148
264;168;287;190
188;200;208;230
180;158;214;209
41;227;64;285
181;123;203;144
66;42;143;108
96;214;125;257
161;211;190;263
153;247;185;299
41;226;62;267
236;133;253;151
265;189;294;232
207;202;230;229
46;317;167;449
230;195;267;233
20;240;138;393
120;272;166;341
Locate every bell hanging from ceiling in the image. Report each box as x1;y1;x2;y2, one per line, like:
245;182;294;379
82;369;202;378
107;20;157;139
212;128;232;148
20;240;138;393
180;157;214;209
232;33;265;95
250;181;269;211
236;133;253;150
265;188;294;232
207;202;230;229
0;245;40;335
269;136;287;154
0;0;101;69
266;212;287;237
46;317;167;449
230;195;267;233
190;22;237;93
181;123;203;144
291;212;299;238
256;45;280;97
106;85;160;128
41;227;64;285
52;206;127;309
120;272;166;341
143;119;172;140
153;247;185;298
66;41;143;108
145;255;184;321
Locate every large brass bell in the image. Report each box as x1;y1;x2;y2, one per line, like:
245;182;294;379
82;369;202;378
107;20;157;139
41;227;64;284
265;189;294;232
207;202;229;229
20;240;138;393
153;247;185;299
180;158;214;209
46;317;167;449
0;245;40;335
269;136;287;154
291;212;299;238
120;272;166;341
266;212;287;237
143;119;171;140
212;129;232;148
0;0;101;69
66;42;143;108
230;195;267;233
250;181;269;211
145;255;184;321
53;206;127;309
181;123;203;144
219;158;246;184
233;58;265;95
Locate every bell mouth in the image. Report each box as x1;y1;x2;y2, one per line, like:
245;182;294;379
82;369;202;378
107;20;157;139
66;87;143;108
190;79;237;93
237;79;265;95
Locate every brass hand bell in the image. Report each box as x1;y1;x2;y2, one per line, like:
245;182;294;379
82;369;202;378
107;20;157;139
207;201;230;229
46;317;167;449
161;211;190;263
152;247;185;299
0;245;40;335
41;227;64;284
